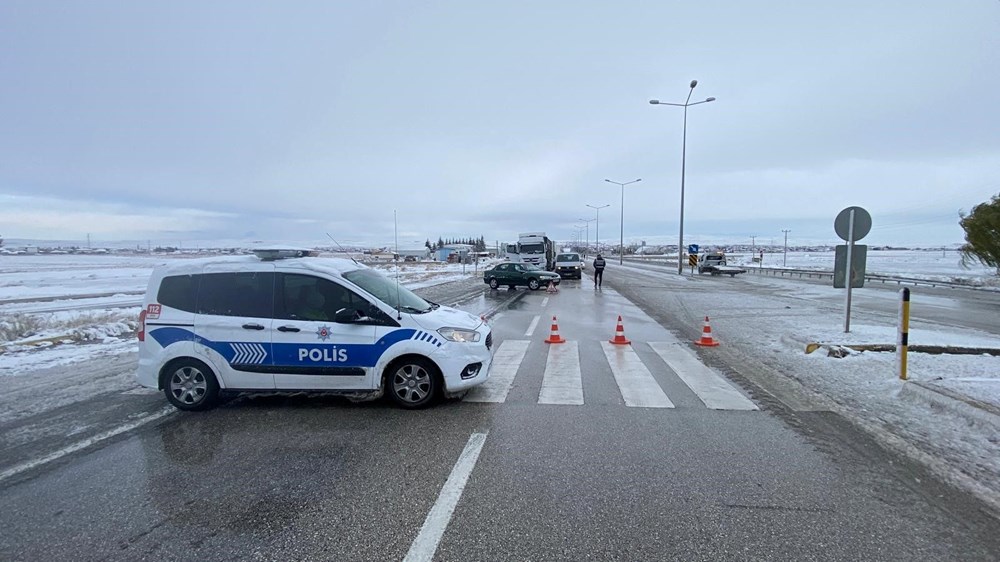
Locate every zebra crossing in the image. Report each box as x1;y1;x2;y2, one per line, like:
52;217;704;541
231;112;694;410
465;338;758;411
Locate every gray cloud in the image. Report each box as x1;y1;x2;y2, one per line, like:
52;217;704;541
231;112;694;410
1;1;997;248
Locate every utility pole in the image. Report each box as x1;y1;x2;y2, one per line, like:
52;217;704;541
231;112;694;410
782;229;791;266
750;235;756;260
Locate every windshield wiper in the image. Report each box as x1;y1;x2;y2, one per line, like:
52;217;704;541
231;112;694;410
399;305;430;314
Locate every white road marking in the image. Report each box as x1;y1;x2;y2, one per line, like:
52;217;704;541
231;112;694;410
465;340;530;403
404;432;488;562
524;315;540;337
601;342;674;408
541;297;549;308
648;342;759;410
538;342;584;405
0;406;175;484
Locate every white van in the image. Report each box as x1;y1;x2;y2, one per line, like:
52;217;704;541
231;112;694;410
137;249;493;410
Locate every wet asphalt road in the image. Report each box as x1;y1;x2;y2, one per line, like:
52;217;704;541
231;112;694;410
3;276;1000;561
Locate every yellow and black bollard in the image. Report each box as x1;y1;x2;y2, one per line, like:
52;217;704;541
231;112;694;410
898;288;910;380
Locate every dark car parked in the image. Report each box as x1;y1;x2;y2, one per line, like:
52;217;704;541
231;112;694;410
483;262;561;290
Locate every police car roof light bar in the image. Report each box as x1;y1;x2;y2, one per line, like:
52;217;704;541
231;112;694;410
252;248;320;261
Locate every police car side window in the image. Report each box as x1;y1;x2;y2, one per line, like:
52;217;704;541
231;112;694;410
197;272;275;318
277;274;366;322
158;275;199;313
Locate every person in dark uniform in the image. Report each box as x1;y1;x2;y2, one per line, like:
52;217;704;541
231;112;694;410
593;254;606;289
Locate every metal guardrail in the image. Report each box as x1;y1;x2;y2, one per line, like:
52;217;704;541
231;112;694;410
620;257;996;292
745;266;993;290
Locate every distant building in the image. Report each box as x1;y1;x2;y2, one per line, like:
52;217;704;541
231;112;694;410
398;249;431;260
436;244;473;262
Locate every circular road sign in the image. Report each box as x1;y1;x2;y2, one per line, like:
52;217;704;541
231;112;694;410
834;206;872;241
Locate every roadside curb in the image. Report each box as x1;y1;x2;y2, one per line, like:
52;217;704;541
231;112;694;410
787;332;1000;422
806;342;1000;357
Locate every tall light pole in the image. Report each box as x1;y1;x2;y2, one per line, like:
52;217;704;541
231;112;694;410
577;219;595;257
650;80;716;275
605;178;642;264
782;229;791;266
586;204;609;255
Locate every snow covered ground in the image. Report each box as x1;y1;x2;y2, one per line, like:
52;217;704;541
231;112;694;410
729;249;999;286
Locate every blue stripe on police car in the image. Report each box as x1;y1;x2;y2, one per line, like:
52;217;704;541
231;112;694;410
150;327;430;368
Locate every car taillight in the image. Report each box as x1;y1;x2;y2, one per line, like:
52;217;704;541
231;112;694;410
138;309;146;342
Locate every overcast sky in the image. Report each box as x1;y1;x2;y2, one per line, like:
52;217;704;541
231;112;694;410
2;1;998;249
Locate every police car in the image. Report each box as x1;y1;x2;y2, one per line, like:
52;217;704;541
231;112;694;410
136;248;493;410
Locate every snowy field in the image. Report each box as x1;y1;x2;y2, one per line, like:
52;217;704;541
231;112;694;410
727;249;999;286
0;254;491;375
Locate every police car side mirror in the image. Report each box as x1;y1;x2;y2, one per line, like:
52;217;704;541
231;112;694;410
334;308;361;324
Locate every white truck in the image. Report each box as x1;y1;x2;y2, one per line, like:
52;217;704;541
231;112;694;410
697;252;746;277
503;243;522;263
517;232;556;270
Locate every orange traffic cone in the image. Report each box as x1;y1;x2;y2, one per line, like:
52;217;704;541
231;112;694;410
695;316;720;347
544;316;566;344
609;315;631;345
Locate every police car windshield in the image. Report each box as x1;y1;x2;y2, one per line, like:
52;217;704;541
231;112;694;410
342;269;433;313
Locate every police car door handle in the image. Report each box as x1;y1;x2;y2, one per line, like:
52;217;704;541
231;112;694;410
242;323;265;330
276;325;301;332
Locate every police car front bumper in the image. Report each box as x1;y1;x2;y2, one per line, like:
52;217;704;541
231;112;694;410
434;328;493;396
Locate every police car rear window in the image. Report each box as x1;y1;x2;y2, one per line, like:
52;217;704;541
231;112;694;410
157;275;199;313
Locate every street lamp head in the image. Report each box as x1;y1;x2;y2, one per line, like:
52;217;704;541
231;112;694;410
649;99;660;105
634;178;642;183
604;179;613;183
706;97;716;102
689;80;698;88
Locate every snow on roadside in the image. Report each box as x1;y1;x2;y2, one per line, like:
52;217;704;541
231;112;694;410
704;287;1000;510
0;308;142;376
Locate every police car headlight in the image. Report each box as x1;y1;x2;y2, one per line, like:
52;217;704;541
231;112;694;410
438;328;481;343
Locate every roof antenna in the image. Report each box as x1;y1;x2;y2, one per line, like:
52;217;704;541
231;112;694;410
394;210;402;320
326;232;359;265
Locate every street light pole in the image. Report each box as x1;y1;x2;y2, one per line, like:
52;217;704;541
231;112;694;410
650;81;716;275
577;219;595;257
782;229;791;266
605;178;641;265
586;204;609;255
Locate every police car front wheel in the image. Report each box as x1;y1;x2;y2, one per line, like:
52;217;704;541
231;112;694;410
163;358;220;411
387;357;439;409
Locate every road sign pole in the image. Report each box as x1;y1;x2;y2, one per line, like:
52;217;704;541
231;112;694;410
844;209;855;333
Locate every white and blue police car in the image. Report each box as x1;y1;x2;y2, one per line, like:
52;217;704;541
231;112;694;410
137;248;493;410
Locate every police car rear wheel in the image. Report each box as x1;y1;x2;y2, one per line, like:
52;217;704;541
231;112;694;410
164;359;219;411
388;358;438;409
